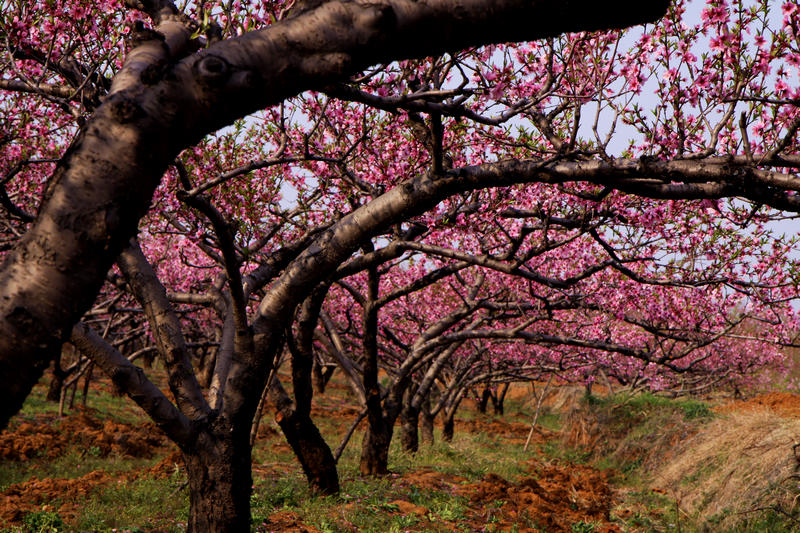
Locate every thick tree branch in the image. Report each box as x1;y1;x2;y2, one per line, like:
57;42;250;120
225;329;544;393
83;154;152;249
71;322;193;446
117;239;210;419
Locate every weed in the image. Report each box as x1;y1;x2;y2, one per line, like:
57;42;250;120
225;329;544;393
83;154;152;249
429;500;467;521
570;520;598;532
22;510;64;533
85;446;102;458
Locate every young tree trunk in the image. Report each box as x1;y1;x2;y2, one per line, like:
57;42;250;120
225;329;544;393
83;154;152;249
268;375;340;495
442;415;455;442
359;414;393;476
46;358;65;402
183;429;253;532
276;410;340;495
398;406;420;453
81;363;94;407
420;403;435;445
475;387;490;414
312;361;336;394
491;383;509;415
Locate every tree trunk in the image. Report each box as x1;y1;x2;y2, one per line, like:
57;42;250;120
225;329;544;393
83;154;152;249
475;387;491;414
491;383;508;415
276;410;340;495
398;406;420;453
81;363;94;407
268;373;340;494
420;400;434;445
359;416;393;476
312;361;336;394
183;430;252;532
46;358;66;402
312;359;325;394
198;346;217;389
442;415;455;442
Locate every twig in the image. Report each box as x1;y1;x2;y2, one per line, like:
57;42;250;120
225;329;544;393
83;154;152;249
333;407;369;463
524;373;553;451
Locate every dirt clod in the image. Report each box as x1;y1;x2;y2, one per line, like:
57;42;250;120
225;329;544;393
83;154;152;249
0;408;168;461
460;464;621;532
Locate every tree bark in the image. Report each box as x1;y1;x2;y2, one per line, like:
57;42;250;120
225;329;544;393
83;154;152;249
441;394;462;442
268;372;340;495
442;415;455;442
420;403;435;445
359;410;394;476
183;428;253;533
399;405;420;453
275;409;340;495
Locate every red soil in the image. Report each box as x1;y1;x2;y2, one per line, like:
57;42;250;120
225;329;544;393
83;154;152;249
0;454;180;524
0;408;168;461
457;464;621;533
715;392;800;418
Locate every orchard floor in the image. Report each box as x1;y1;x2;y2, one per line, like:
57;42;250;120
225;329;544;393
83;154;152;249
2;376;800;532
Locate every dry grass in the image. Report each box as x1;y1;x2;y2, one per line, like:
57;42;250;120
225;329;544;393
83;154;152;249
544;385;587;413
652;409;800;528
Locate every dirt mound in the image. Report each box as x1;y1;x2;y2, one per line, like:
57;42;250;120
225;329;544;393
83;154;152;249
144;450;184;479
0;409;168;461
460;417;544;444
397;468;468;492
715;392;800;418
460;464;621;532
0;470;111;523
0;451;183;526
256;511;322;532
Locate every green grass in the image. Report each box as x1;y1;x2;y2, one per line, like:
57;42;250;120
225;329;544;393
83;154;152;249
389;435;529;481
75;475;189;532
585;391;713;422
12;381;149;427
250;469;454;533
247;426;503;532
0;452;161;494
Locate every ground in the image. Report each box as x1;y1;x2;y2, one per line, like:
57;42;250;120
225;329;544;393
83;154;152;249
2;373;800;532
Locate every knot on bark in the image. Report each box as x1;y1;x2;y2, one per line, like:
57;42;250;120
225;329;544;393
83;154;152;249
128;20;166;48
354;3;396;35
6;306;39;336
109;96;145;123
194;54;231;85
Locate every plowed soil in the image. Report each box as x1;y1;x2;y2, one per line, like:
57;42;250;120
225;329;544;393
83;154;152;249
0;406;177;526
458;464;620;532
257;511;323;532
715;392;800;418
0;452;180;523
0;408;168;461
